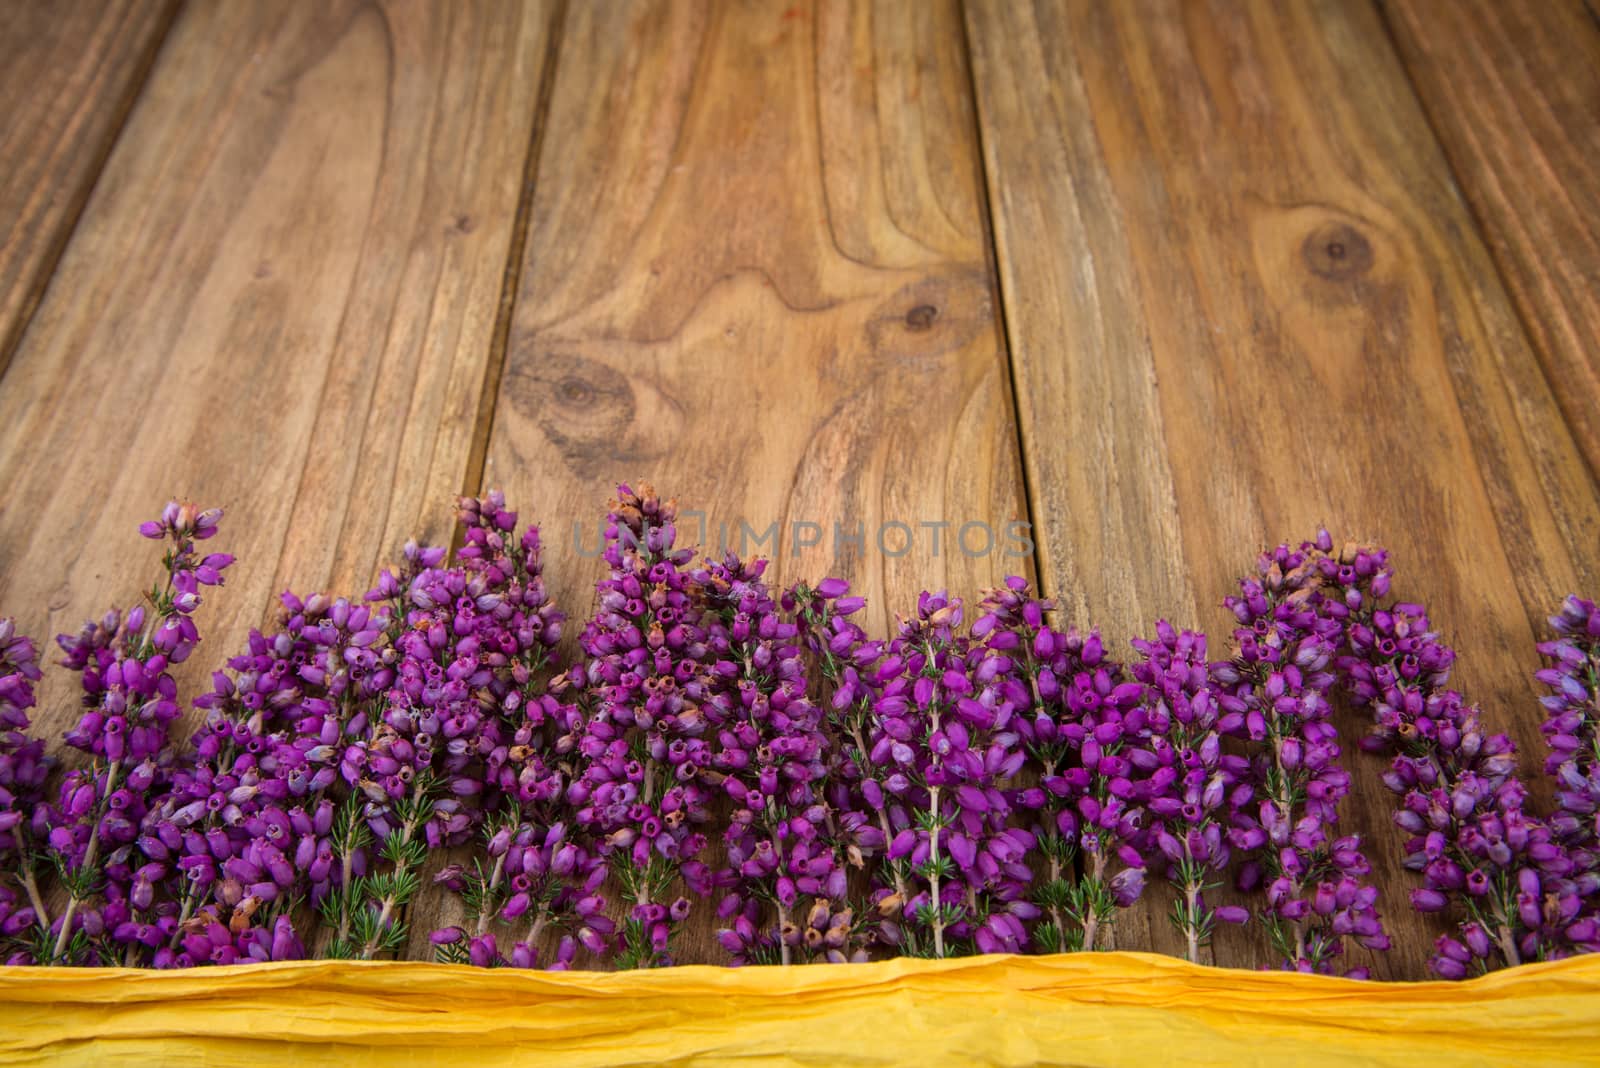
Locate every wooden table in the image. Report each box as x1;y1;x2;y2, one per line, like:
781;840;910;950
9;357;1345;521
1;0;1595;980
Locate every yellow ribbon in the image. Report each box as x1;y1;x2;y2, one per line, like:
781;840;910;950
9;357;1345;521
1;951;1596;1066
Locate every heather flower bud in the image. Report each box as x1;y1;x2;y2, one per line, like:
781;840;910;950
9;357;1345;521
1109;867;1146;908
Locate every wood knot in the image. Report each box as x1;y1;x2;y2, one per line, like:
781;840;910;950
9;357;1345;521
1302;223;1373;281
866;270;989;366
507;345;661;476
556;377;594;405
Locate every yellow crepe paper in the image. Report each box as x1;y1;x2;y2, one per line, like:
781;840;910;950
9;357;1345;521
1;950;1597;1067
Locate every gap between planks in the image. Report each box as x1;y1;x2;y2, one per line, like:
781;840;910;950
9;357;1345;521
0;0;183;380
1372;0;1600;493
462;0;571;507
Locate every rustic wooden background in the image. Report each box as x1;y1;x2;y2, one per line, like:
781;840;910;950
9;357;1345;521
0;0;1596;980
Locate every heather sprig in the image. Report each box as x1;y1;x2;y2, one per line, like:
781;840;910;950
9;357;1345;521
43;502;233;965
966;581;1075;952
700;554;842;965
0;621;51;951
317;540;441;954
1314;538;1589;975
975;579;1146;954
430;493;609;969
869;590;977;958
787;578;894;957
1214;537;1387;975
337;541;487;960
1044;631;1148;954
339;492;572;960
1538;596;1600;886
570;485;723;968
1131;621;1252;961
158;588;392;967
931;581;1043;957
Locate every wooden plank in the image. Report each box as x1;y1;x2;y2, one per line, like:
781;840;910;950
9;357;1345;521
1382;0;1600;481
0;0;179;375
965;0;1600;977
0;0;558;740
481;0;1030;964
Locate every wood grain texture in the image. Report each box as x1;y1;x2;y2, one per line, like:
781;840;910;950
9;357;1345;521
965;0;1600;977
480;0;1030;964
0;0;178;375
1382;0;1600;482
0;0;556;804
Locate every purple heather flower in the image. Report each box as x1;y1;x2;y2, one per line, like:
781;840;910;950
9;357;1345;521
846;589;974;958
163;908;304;967
0;621;52;958
431;929;572;970
334;491;569;961
1214;536;1387;975
156;584;392;967
0;885;40;963
783;577;893;959
570;485;724;968
1131;621;1252;961
850;586;1045;959
1538;597;1600;893
41;503;233;966
972;578;1144;954
1297;533;1585;974
697;554;845;965
425;494;604;970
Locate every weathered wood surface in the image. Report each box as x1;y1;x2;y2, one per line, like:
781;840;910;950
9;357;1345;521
0;0;178;375
0;0;559;765
477;0;1029;963
964;0;1600;977
1383;0;1600;483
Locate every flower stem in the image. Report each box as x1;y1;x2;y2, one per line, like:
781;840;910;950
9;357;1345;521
523;912;548;950
52;759;122;962
165;891;198;952
336;849;356;944
928;783;945;959
776;901;793;966
359;783;425;960
1183;881;1201;963
11;826;49;929
1082;851;1106;951
772;826;793;966
926;671;947;960
474;853;507;937
364;882;406;959
849;720;911;909
1495;922;1523;968
1047;856;1067;951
